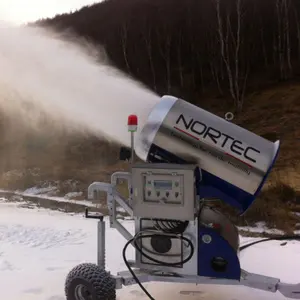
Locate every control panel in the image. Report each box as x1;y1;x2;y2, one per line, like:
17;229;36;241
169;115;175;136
144;175;183;204
131;163;197;221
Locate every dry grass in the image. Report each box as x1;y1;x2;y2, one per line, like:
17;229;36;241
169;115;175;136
237;84;300;232
241;181;300;232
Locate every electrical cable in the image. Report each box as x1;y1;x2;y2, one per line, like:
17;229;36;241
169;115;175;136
122;232;194;300
122;238;155;299
134;234;194;266
239;234;300;251
122;231;300;300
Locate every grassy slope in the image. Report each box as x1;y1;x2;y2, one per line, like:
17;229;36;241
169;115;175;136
206;82;300;233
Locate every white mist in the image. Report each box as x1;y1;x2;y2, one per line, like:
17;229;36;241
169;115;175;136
0;21;160;147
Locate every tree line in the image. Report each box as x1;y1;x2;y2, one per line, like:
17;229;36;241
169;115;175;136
37;0;300;110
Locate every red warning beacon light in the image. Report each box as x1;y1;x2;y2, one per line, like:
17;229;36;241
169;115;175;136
128;114;138;132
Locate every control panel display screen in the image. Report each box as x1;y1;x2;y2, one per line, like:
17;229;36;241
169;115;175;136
153;180;173;190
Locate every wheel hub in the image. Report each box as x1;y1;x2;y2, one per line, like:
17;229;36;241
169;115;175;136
74;284;92;300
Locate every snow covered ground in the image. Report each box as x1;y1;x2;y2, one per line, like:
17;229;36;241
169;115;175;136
0;198;300;300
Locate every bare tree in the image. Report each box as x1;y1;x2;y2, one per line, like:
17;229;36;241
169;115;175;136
283;0;292;74
275;0;292;79
215;0;235;101
142;20;157;91
259;16;269;69
276;0;284;79
214;0;248;110
120;22;131;74
186;5;196;90
156;23;172;93
294;9;300;62
177;28;184;88
208;33;223;95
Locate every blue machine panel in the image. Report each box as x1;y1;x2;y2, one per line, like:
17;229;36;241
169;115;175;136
197;226;241;280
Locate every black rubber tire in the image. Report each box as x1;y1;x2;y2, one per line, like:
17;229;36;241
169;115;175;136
65;263;116;300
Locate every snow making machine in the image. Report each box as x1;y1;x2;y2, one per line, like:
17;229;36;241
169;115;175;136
65;95;300;300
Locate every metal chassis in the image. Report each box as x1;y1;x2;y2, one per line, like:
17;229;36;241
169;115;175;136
87;171;300;299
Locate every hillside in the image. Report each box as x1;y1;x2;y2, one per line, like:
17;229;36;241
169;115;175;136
36;0;300;104
1;0;300;231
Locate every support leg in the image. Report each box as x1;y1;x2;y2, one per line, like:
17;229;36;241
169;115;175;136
97;219;106;269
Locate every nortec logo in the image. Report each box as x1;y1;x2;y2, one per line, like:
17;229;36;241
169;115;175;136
174;114;260;164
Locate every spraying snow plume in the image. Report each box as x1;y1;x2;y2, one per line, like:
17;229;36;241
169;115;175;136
0;21;160;147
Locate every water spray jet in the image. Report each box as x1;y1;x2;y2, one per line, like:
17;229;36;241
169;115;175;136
0;22;160;147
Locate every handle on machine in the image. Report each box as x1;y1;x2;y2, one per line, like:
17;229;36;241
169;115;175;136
85;208;104;221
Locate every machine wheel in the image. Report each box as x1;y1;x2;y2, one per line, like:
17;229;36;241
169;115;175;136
65;263;116;300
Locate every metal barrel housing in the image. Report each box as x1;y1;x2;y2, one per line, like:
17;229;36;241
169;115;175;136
135;95;280;213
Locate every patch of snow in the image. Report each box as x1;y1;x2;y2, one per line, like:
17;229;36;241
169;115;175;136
238;221;284;235
64;192;83;199
1;188;130;214
116;206;126;213
0;188;97;208
0;201;299;300
23;186;58;196
28;193;98;207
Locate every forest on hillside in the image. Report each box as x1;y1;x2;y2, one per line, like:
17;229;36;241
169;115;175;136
37;0;300;111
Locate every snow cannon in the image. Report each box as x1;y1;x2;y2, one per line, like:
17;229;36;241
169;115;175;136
65;95;300;300
135;95;280;214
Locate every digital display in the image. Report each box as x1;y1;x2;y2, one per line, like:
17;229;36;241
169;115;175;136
153;180;173;189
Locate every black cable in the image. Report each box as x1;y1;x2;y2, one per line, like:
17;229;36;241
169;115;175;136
239;234;300;251
122;237;155;300
134;234;194;266
122;233;194;300
122;232;300;300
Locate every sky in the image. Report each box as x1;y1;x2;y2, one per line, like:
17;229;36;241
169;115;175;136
0;0;100;25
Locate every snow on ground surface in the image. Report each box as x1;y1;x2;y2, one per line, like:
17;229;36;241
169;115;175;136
1;186;127;214
238;221;285;235
22;185;83;200
23;186;58;196
1;198;300;300
2;186;293;234
0;188;97;208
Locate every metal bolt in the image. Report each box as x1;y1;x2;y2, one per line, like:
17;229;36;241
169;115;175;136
202;234;212;244
225;112;234;121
